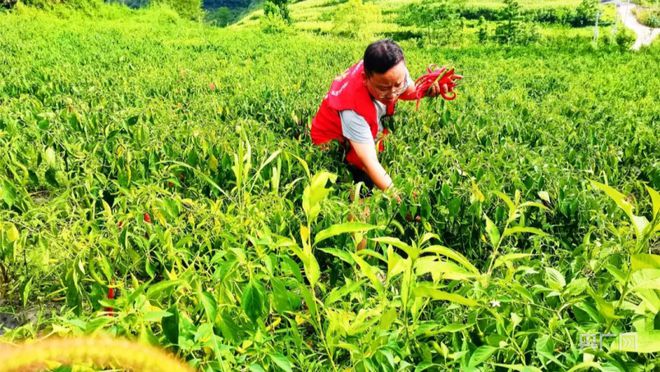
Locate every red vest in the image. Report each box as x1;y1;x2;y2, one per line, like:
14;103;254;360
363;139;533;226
311;61;396;170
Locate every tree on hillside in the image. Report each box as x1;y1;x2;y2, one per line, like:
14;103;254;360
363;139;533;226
202;0;252;9
263;0;289;23
206;6;236;26
494;0;538;45
1;0;18;8
573;0;598;27
5;0;105;8
495;0;521;44
152;0;203;20
332;0;381;40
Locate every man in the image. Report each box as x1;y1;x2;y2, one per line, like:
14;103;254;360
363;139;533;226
311;39;450;198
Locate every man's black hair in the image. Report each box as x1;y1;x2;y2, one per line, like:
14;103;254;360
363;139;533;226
363;39;404;76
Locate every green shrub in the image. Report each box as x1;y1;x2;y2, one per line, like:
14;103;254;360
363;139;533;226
2;0;18;9
332;0;381;40
261;11;289;34
634;7;660;28
14;0;102;9
477;16;489;43
206;6;235;27
614;25;636;51
263;0;290;23
151;0;201;20
493;0;539;45
572;0;598;27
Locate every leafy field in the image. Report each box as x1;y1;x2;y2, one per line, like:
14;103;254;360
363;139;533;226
1;1;659;371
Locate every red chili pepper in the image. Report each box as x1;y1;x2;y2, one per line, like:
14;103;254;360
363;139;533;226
209;82;216;91
105;287;115;316
143;212;151;224
414;64;463;110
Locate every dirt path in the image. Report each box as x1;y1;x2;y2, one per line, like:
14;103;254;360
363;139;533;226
608;0;660;50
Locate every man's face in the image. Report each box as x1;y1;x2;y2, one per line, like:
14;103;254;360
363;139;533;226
364;61;409;105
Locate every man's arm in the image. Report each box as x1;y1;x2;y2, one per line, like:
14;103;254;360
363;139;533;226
349;140;393;191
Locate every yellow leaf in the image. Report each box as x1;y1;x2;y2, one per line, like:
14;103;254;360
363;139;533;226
208;154;218;172
6;223;20;242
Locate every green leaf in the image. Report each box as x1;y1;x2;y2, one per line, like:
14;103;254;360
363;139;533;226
386;247;406;281
372;236;416;259
1;180;18;207
574;302;604;323
645;185;659;220
97;255;113;284
501;226;547;239
271;278;300;313
162;305;179;345
198;290;217;324
249;364;266;372
495;191;516;216
208;154;218;171
218;312;240;343
295;225;320;288
414;257;475;281
161;160;230;198
351;252;384;295
143;310;171;322
535;334;566;368
6;223;20;243
591;180;632;216
413;284;477;307
314;222;379;245
147;280;181;299
302;171;337;223
634;289;660;313
593;295;620;321
290;153;310;179
493;364;542;372
318;247;355;265
566;362;603;372
509;282;535;303
632;254;660;270
437;323;473;333
484;215;500;248
590;180;647;236
378;306;397;332
632;215;650;236
414;362;441;372
608;331;660;353
242;280;267;324
256;150;281;176
44;147;58;167
269;353;293;372
22;278;32;307
563;278;590;298
468;345;497;368
519;201;549;211
630;269;660;291
494;253;533;269
422;245;480;274
544;267;566;290
605;264;626;284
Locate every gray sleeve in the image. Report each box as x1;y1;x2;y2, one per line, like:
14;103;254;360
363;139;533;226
340;110;374;145
407;71;415;87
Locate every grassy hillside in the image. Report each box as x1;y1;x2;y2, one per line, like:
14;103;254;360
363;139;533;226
237;0;615;35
